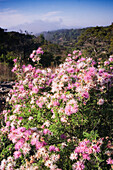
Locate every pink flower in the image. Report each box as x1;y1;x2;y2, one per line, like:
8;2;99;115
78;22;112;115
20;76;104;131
109;56;113;62
30;53;34;58
29;83;33;89
49;145;56;152
6;121;10;127
13;151;21;159
31;138;37;145
92;145;100;153
68;54;71;56
65;105;73;115
43;129;52;135
104;61;110;66
22;143;31;155
32;87;39;93
82;92;89;99
73;50;78;54
18;117;23;120
12;66;17;72
15;138;25;150
19;85;24;91
82;153;90;160
65;100;78;115
19;127;26;132
24;129;32;140
36;141;43;149
73;161;85;170
36;47;44;55
28;116;33;120
106;158;113;164
13;59;17;63
67;67;75;73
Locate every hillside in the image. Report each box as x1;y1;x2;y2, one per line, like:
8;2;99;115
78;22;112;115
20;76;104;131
0;24;113;68
75;24;113;58
41;24;113;59
0;28;66;67
41;28;86;48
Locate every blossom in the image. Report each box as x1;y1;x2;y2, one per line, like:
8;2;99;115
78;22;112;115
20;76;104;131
15;138;25;150
106;158;113;164
32;87;39;93
13;58;17;63
13;151;21;159
45;160;53;168
104;61;110;66
35;141;43;150
22;143;31;155
49;145;56;152
6;163;14;170
97;98;104;105
72;161;85;170
28;116;33;120
70;153;78;160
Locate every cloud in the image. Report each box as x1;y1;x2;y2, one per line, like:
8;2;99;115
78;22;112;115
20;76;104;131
0;9;32;28
0;9;65;33
42;11;62;21
9;19;64;34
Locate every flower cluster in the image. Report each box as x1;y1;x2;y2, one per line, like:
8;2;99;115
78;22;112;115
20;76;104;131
0;157;16;170
70;138;103;169
30;47;44;62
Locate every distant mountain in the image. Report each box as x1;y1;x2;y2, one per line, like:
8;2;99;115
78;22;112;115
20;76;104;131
36;28;86;48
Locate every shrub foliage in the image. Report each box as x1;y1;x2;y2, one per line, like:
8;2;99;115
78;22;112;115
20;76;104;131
0;48;113;169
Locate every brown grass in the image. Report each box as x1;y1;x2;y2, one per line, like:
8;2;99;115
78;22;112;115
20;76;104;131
0;63;16;81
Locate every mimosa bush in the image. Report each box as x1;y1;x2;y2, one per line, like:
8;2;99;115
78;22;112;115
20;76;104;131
0;48;113;169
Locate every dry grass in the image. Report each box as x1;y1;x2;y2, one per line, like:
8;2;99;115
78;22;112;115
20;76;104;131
0;63;16;82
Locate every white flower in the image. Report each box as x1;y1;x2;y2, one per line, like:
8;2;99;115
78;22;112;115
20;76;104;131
61;74;69;82
97;99;104;105
70;153;78;160
60;116;67;122
61;142;67;149
50;154;60;163
45;160;53;167
1;159;7;168
44;120;50;127
77;62;86;69
6;163;13;170
22;143;31;155
7;156;14;163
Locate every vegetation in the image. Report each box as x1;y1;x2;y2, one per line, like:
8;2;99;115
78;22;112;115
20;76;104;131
0;28;65;68
75;24;113;59
0;48;113;169
42;28;85;48
0;24;113;69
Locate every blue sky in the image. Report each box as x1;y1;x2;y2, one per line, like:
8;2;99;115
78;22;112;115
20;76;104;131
0;0;113;34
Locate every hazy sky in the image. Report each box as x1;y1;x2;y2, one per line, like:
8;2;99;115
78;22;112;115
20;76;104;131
0;0;113;34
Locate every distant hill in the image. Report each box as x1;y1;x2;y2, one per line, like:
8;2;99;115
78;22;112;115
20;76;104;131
0;28;38;64
38;28;86;48
75;24;113;58
39;24;113;58
0;24;113;67
0;28;67;67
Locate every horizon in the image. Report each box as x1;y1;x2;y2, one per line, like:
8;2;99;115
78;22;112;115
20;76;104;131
0;0;113;34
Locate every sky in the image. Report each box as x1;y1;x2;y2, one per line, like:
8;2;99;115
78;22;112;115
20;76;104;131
0;0;113;34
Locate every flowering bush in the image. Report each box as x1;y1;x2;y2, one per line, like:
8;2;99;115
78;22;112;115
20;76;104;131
0;48;113;169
